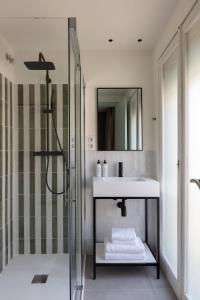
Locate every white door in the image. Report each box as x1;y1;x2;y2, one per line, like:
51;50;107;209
160;35;180;293
184;15;200;300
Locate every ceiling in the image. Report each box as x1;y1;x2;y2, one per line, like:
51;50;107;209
0;0;179;51
0;19;68;51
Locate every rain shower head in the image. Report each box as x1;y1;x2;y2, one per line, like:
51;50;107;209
24;52;55;70
24;61;55;70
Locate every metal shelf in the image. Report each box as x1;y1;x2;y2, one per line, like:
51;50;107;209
93;196;160;279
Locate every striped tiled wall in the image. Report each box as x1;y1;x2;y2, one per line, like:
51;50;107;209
16;83;68;255
0;73;14;271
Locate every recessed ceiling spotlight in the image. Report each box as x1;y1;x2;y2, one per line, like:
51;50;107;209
137;38;142;43
108;38;113;42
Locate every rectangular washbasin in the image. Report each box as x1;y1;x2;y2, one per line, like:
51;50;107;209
93;177;160;197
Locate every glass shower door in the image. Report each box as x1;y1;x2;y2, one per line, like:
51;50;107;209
68;18;83;300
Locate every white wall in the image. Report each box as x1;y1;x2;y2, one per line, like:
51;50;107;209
82;50;155;151
0;36;15;81
82;50;156;253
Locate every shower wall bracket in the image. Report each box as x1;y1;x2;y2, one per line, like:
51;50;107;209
33;151;63;156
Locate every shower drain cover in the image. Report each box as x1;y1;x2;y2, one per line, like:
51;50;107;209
31;274;48;284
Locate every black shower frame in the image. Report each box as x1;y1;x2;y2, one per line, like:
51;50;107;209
93;196;160;279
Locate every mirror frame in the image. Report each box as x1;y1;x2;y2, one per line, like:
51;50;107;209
96;87;143;151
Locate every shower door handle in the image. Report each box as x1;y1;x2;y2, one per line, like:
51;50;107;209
190;179;200;190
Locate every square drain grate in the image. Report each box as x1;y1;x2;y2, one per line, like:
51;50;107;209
31;274;48;284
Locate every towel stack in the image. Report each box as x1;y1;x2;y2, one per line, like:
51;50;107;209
104;227;145;260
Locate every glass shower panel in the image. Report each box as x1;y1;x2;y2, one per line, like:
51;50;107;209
75;63;82;294
0;17;70;300
80;73;86;270
68;18;83;300
162;47;178;277
68;29;76;298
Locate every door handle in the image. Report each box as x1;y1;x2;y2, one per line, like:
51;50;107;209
190;179;200;190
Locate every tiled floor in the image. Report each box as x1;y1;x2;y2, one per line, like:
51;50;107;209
84;256;178;300
0;254;69;300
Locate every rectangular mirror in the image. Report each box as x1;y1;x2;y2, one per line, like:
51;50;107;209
97;88;143;151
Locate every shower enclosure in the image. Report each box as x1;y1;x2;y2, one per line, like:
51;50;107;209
0;17;85;300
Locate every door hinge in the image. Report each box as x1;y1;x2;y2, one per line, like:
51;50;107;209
177;160;180;168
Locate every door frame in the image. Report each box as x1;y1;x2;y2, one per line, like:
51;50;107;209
158;34;182;298
181;2;200;299
158;2;200;299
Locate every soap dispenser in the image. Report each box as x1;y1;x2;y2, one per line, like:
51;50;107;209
96;160;101;177
102;160;108;177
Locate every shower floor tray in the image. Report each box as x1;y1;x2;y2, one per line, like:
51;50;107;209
0;254;69;300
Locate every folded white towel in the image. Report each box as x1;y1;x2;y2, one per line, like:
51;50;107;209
105;252;145;260
112;239;137;245
112;227;137;242
105;237;145;254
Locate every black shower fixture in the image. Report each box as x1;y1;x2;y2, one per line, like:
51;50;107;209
24;52;68;195
24;52;55;71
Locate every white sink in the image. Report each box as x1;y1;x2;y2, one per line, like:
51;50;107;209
93;176;160;197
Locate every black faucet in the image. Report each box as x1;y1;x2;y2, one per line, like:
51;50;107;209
118;162;123;177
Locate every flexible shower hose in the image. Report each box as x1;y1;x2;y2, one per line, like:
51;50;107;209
45;90;69;195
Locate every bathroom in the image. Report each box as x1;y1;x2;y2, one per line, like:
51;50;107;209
0;0;200;300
